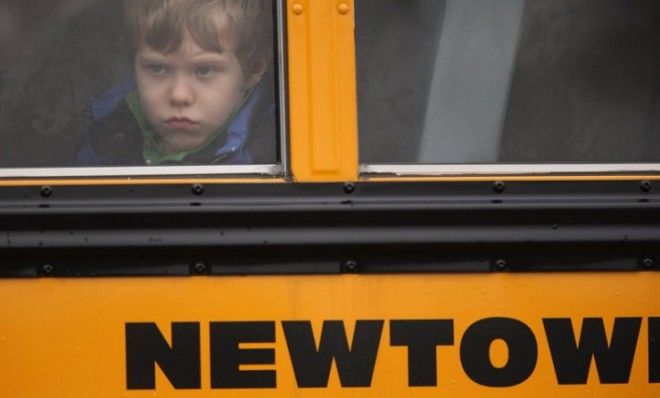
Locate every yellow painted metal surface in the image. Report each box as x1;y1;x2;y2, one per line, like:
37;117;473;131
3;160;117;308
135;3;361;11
0;272;657;397
287;0;359;182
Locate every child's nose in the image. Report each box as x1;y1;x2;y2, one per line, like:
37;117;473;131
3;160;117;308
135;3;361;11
169;76;194;107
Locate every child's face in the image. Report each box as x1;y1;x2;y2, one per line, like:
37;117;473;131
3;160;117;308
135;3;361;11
134;32;261;155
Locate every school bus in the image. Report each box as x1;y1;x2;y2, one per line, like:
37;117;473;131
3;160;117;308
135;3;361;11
0;0;658;397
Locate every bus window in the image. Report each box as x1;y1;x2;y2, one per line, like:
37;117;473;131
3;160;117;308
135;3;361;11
356;0;660;167
0;0;281;176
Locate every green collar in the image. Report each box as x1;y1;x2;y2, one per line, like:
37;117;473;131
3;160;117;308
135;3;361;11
126;90;243;165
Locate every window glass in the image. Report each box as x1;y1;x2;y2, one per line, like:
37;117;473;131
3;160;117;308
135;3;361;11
0;0;279;170
356;0;660;164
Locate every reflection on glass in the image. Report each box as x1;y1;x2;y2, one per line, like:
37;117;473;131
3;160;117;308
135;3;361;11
0;0;278;168
356;0;660;164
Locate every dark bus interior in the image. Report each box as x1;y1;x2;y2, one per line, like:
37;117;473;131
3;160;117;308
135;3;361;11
1;0;659;167
356;0;660;163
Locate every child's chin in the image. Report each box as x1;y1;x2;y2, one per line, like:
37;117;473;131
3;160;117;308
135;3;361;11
163;138;205;154
159;131;206;151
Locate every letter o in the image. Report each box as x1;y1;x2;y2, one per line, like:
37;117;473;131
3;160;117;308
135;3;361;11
460;317;537;387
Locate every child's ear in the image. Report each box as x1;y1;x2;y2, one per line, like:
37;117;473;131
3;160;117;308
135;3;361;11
245;57;268;89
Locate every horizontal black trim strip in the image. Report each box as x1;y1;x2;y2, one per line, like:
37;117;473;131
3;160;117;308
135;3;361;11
0;180;659;276
0;226;659;248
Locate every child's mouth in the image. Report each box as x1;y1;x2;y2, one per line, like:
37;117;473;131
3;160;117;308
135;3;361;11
166;117;198;131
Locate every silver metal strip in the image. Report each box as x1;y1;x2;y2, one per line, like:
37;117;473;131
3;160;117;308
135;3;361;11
276;0;289;177
360;164;660;176
0;164;281;178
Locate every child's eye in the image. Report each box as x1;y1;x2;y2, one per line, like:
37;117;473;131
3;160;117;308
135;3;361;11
195;66;216;77
146;64;167;75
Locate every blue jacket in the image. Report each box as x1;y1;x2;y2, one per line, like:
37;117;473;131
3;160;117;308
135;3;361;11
77;78;276;166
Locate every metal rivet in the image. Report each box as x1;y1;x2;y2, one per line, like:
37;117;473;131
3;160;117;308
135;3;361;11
193;262;207;274
494;259;507;271
343;259;358;272
493;181;505;194
191;184;204;196
292;3;304;14
40;185;53;197
338;3;350;14
641;258;654;269
640;180;652;193
42;264;54;276
343;182;356;194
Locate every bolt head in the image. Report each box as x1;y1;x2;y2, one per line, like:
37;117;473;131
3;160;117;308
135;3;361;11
493;181;506;194
343;260;358;272
40;186;53;197
191;184;204;196
640;181;652;193
292;3;304;15
193;262;207;274
42;264;54;275
343;182;356;194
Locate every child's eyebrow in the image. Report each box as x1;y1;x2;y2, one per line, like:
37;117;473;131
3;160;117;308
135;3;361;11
136;47;169;60
187;51;229;62
189;41;229;56
136;53;168;62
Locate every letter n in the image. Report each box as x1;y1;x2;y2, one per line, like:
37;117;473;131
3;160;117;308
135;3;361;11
125;322;201;389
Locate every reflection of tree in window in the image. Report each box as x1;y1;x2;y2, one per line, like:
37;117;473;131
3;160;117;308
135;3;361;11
0;0;128;167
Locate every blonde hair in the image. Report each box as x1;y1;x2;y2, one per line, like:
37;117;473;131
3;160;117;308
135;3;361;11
124;0;273;73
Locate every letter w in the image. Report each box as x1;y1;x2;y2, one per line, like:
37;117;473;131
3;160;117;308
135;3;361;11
543;318;641;384
282;320;383;387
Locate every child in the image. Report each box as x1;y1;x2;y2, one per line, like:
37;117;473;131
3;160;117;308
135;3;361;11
77;0;276;166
